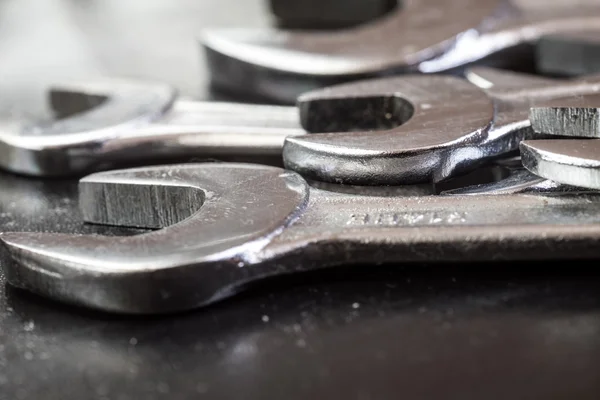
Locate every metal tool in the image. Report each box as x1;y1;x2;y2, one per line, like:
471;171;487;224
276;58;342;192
521;139;600;189
6;67;600;186
284;67;600;185
3;162;600;314
202;0;600;103
529;97;600;138
537;31;600;76
520;98;600;189
0;78;302;177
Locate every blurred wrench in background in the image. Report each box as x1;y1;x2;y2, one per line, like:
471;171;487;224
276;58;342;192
2;162;600;314
201;0;600;103
0;79;302;177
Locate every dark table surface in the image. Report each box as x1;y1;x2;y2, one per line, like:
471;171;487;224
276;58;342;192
1;2;600;399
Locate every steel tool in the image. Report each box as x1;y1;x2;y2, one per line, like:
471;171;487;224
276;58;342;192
3;162;600;314
284;67;600;185
521;139;600;189
6;67;600;186
0;79;302;177
519;97;600;189
202;0;600;103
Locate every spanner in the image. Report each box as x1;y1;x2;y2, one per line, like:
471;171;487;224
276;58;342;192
519;96;600;189
0;78;302;177
284;67;600;185
202;0;600;102
5;68;600;186
3;162;600;314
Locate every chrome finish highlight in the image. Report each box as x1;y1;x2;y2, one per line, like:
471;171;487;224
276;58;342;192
4;162;600;313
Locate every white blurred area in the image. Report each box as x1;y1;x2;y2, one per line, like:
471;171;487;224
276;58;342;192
0;0;270;116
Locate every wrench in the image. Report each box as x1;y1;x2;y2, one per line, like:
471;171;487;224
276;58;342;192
520;96;600;189
201;0;600;102
0;78;302;177
6;68;600;185
3;162;600;314
284;67;600;185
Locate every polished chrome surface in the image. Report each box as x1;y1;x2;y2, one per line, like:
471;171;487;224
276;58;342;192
201;0;600;102
521;139;600;189
0;79;302;177
522;98;600;189
4;162;600;313
282;67;600;185
0;163;309;313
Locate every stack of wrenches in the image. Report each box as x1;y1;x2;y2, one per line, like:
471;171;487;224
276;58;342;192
3;0;600;314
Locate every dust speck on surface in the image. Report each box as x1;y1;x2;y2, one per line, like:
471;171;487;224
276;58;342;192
23;320;34;332
352;302;360;309
261;315;269;322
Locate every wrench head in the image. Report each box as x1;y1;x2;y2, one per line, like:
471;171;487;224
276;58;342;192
0;163;309;313
201;0;503;103
521;139;600;189
530;95;600;138
282;74;494;185
0;79;176;176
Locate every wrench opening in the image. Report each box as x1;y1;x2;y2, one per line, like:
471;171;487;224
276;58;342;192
300;95;414;133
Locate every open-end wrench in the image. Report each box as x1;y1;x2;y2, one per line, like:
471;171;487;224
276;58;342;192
0;79;302;177
520;96;600;189
6;68;600;186
3;162;600;314
284;67;600;185
201;0;600;103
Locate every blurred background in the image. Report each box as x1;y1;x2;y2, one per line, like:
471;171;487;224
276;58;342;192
0;0;271;116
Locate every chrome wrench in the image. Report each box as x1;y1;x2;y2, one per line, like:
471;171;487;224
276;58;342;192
201;0;600;103
0;79;302;177
3;162;600;314
520;95;600;189
284;67;600;185
8;68;600;186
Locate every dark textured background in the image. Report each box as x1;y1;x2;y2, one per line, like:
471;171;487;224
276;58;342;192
1;2;600;399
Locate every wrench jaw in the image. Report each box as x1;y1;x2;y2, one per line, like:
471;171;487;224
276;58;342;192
521;140;600;190
283;74;495;185
0;79;177;177
0;164;310;313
